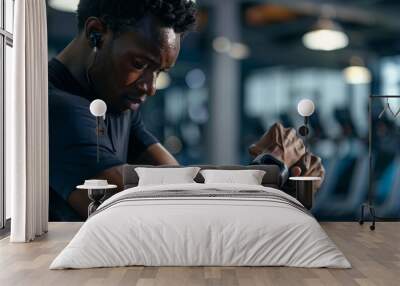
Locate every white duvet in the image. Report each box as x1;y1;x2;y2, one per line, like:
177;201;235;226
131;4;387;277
50;183;351;269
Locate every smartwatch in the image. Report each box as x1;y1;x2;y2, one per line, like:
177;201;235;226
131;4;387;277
250;153;289;187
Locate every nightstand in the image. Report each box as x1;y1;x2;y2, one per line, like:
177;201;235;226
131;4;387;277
289;177;321;210
76;184;117;217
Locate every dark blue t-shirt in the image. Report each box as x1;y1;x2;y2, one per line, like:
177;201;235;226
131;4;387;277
48;58;158;221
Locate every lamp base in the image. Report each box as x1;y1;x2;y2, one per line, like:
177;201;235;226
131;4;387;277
359;202;376;231
359;202;400;230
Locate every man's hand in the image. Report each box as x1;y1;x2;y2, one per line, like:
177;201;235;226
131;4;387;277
248;123;306;168
291;152;325;189
249;122;325;188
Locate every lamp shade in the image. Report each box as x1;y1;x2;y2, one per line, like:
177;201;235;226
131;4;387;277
343;66;372;84
90;99;107;117
297;99;315;117
156;72;171;90
302;18;348;51
48;0;79;12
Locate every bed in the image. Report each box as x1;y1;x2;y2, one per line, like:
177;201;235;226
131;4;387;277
50;165;351;269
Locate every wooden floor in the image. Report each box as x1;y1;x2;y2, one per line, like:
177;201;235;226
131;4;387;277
0;222;399;286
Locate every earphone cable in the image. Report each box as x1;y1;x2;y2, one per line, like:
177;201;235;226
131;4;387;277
86;46;98;96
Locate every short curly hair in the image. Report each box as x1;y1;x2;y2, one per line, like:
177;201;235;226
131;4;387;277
77;0;197;34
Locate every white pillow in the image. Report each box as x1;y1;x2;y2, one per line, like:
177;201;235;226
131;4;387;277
200;169;266;185
135;167;201;186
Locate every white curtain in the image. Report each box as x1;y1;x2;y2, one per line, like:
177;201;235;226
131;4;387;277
7;0;49;242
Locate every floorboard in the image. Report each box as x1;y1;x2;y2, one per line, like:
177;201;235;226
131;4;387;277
0;222;399;286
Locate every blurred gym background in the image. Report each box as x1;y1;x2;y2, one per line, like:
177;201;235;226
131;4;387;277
46;0;400;221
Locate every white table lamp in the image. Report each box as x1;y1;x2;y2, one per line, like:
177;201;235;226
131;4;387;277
89;99;107;162
297;99;315;137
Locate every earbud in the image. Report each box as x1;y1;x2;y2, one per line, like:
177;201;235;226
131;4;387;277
89;32;102;52
86;32;102;100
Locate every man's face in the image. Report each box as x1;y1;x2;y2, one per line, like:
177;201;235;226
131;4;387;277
91;16;181;113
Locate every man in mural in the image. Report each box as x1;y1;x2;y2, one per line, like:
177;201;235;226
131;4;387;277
48;0;324;221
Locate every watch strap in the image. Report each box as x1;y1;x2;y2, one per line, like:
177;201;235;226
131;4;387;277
250;153;289;187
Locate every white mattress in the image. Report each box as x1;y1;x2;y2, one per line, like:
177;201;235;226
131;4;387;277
50;183;351;269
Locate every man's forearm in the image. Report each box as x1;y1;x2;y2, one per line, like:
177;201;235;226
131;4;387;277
135;143;179;165
68;165;124;219
68;144;178;219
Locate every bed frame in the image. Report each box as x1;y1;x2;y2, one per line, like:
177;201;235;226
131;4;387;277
121;164;314;210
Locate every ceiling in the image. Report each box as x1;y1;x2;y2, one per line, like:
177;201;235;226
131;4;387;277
46;0;400;72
